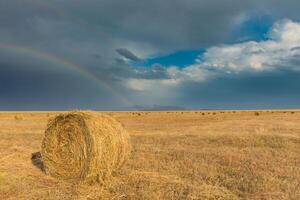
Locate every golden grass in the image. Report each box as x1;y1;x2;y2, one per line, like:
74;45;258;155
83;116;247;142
0;110;299;199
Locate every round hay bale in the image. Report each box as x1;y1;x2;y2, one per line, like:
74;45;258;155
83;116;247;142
41;111;131;183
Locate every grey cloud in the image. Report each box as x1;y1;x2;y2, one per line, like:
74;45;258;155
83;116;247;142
50;0;300;50
173;70;300;109
1;0;300;109
0;62;127;110
152;64;165;72
291;46;300;51
116;48;141;61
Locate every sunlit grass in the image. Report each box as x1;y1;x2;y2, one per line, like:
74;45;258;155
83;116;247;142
0;111;299;199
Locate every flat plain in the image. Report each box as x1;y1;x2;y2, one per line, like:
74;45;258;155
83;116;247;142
0;110;299;200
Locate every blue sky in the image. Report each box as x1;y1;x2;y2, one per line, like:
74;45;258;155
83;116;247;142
1;0;300;110
139;49;205;68
229;15;274;42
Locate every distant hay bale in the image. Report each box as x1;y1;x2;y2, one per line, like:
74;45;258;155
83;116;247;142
41;111;131;183
14;115;23;121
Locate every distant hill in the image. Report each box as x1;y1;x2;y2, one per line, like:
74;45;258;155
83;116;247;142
133;105;187;111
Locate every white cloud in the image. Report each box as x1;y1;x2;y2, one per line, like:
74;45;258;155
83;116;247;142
167;66;212;82
126;78;180;91
127;19;300;92
166;19;300;82
198;19;300;72
126;66;211;92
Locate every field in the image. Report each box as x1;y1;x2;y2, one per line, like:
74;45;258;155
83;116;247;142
0;110;299;200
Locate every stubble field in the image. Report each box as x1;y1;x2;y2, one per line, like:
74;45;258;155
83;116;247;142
0;110;299;200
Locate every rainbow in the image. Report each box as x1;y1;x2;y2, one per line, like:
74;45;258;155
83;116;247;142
0;44;132;106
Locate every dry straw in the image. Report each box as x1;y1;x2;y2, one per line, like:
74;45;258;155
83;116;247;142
41;111;131;183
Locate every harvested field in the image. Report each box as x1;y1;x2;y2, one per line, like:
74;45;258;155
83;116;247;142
0;110;299;199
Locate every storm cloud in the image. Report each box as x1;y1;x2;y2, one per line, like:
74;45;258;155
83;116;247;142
116;48;141;62
1;0;300;109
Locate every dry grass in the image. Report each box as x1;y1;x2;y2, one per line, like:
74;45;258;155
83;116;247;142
0;110;299;199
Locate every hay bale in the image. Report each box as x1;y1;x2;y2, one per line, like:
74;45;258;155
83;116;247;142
14;115;23;121
41;111;131;183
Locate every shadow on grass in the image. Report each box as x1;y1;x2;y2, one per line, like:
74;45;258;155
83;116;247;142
31;152;47;173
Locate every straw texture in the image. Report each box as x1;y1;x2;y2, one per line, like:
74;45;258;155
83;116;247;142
41;111;130;183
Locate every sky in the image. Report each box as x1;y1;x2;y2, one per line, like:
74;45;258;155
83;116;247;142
1;0;300;110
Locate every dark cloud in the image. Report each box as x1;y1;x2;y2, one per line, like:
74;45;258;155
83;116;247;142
175;70;300;109
1;0;300;109
116;48;141;61
0;58;133;110
49;0;300;50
